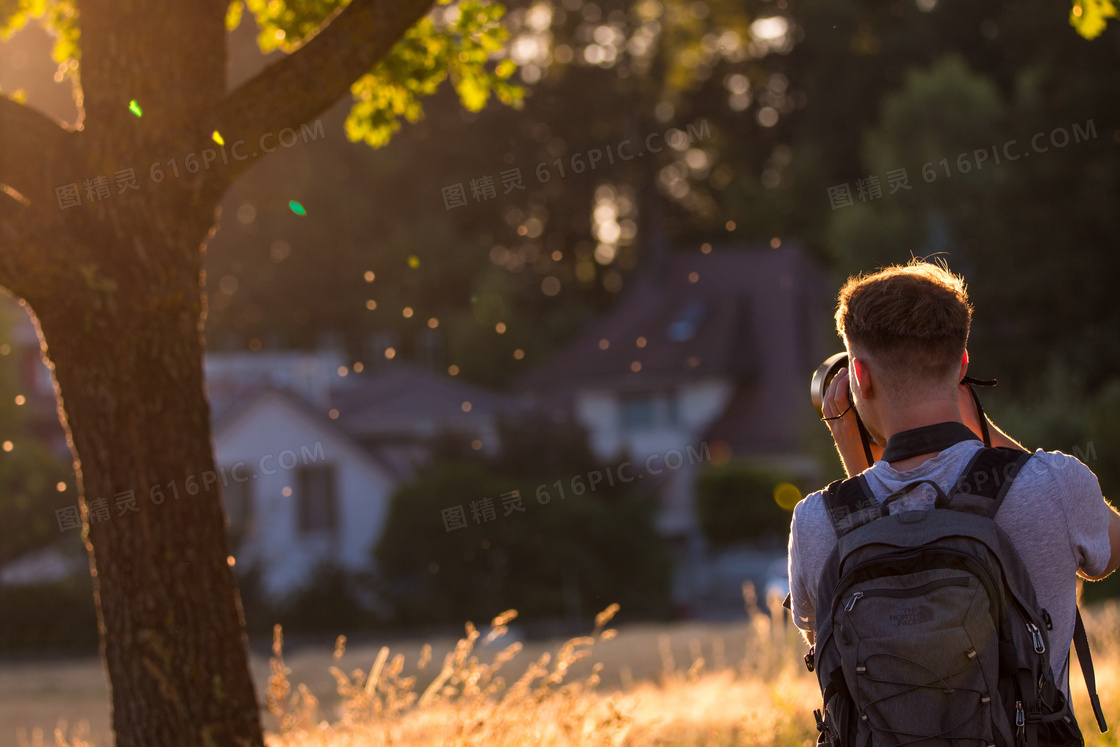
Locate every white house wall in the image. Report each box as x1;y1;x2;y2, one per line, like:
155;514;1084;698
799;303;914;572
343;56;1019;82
213;393;396;599
574;378;735;461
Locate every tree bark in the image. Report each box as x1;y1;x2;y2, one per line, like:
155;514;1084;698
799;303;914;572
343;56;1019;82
0;0;438;743
26;208;265;747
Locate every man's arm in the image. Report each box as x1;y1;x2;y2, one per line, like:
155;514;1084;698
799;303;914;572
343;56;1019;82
1079;502;1120;581
787;502;819;647
957;385;1120;579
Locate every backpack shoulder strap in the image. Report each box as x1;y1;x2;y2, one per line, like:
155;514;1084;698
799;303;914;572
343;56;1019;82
946;446;1032;517
1074;605;1108;733
822;475;880;539
949;446;1108;733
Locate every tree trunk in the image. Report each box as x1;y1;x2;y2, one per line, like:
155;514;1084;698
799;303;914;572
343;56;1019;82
28;207;265;747
0;3;441;743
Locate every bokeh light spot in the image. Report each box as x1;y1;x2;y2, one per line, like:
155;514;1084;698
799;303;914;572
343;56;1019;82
774;482;803;511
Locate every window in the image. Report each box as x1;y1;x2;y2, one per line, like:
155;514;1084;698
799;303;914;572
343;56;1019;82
665;395;679;426
220;469;254;550
620;391;679;430
666;300;708;342
296;463;338;534
620;397;655;430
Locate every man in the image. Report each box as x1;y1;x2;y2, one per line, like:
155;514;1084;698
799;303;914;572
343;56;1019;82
786;260;1120;701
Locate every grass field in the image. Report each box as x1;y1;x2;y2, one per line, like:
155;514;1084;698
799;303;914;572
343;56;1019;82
5;593;1120;746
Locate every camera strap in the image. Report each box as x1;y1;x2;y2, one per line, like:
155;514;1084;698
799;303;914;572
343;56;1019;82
961;376;996;447
855;413;875;467
874;378;996;464
880;421;983;463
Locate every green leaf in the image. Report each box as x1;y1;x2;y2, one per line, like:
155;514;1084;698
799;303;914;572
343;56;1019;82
236;0;523;150
343;1;523;149
244;0;350;53
1071;0;1117;40
226;0;243;32
1;0;78;71
0;0;37;39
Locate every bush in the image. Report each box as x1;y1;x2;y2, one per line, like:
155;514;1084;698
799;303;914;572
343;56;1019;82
373;459;672;627
695;461;801;546
0;441;79;568
1082;572;1120;604
0;573;99;654
1086;379;1120;498
272;563;381;635
1076;378;1120;602
236;561;382;637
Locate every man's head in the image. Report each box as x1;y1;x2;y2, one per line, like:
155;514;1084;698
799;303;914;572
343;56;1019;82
835;260;972;439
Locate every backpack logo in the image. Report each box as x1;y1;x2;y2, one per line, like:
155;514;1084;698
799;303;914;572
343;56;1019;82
889;605;934;626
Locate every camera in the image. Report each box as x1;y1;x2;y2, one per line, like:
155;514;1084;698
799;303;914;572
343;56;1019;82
811;351;876;465
810;352;850;418
811;352;997;455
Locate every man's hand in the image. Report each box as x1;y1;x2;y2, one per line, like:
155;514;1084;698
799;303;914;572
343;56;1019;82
822;367;883;477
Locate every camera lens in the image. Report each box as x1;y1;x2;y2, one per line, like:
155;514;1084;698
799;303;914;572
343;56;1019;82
810;352;849;417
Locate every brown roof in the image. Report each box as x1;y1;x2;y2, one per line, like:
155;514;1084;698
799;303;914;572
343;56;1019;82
330;361;527;438
520;244;833;456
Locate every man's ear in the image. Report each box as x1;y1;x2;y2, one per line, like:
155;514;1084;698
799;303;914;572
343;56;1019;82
852;357;873;398
959;349;969;383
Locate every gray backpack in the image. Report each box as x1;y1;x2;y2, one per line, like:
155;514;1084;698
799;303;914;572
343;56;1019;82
808;446;1108;746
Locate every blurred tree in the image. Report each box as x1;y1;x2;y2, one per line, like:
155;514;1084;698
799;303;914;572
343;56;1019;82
822;54;1005;294
695;461;800;546
204;0;1120;397
0;1;522;744
0;439;77;566
0;300;78;567
1081;380;1120;601
204;0;787;386
786;0;1120;397
1086;380;1120;498
373;419;671;625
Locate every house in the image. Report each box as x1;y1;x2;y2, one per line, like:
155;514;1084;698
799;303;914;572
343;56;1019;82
2;342;528;599
520;243;833;614
206;354;528;600
329;359;526;460
211;387;398;598
522;242;832;530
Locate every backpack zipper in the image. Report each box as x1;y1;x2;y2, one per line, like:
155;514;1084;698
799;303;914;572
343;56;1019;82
819;546;1003;683
834;546;1002;624
843;576;970;612
1026;621;1046;653
820;549;972;650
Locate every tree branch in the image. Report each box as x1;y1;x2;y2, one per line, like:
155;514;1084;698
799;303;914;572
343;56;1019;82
77;0;228;144
207;0;436;190
0;97;78;212
0;193;78;305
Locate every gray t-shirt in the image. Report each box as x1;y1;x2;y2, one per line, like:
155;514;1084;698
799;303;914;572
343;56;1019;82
787;439;1113;697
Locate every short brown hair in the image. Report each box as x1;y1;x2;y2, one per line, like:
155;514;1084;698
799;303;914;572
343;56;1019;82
835;260;972;391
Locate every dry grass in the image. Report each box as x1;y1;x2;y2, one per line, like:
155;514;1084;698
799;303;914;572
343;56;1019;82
254;596;824;747
8;593;1120;747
